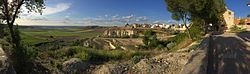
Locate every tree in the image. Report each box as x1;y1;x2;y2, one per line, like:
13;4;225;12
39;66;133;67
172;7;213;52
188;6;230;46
0;0;45;73
0;0;45;48
247;14;250;18
239;19;245;25
165;0;192;40
143;30;160;49
143;30;154;46
189;0;226;32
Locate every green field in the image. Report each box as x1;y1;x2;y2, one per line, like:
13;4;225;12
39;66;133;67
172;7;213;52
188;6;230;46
20;28;103;45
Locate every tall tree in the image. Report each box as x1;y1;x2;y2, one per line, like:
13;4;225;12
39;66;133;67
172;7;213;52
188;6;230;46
189;0;226;32
165;0;192;40
0;0;45;73
0;0;45;48
166;0;226;34
247;14;250;18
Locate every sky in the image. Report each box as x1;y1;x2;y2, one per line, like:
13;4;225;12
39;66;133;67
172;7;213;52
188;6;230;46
15;0;250;26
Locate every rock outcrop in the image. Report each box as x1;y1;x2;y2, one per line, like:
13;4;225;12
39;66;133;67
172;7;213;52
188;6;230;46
0;46;16;74
62;58;89;74
102;28;139;38
132;52;190;74
90;52;190;74
93;63;130;74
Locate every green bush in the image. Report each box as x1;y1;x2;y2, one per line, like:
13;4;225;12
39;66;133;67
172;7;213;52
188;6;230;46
131;56;144;64
142;29;167;49
156;44;164;50
25;45;38;60
125;51;150;61
230;25;246;33
108;50;124;60
59;46;151;62
190;24;203;40
169;33;188;45
74;51;91;61
66;47;78;57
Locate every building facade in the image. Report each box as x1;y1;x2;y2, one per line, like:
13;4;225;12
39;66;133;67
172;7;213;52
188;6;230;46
223;9;235;30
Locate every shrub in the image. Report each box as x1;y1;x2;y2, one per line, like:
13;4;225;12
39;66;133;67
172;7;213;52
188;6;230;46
131;56;144;64
167;42;176;49
169;33;188;45
190;24;203;40
57;46;151;63
230;25;246;33
142;29;167;49
156;44;164;50
25;45;38;60
66;47;78;57
54;46;82;59
74;51;91;61
108;50;124;60
127;51;150;60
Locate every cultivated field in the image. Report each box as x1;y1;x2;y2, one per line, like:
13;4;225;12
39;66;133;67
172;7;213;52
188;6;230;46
20;26;105;45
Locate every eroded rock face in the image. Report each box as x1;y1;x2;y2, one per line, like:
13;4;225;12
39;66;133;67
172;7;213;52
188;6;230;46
79;38;120;50
62;58;89;74
93;63;130;74
0;59;16;74
132;59;169;74
103;28;139;38
0;46;16;74
132;53;190;74
89;52;190;74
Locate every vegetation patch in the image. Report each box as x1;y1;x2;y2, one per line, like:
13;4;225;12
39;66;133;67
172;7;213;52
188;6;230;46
54;46;151;63
230;25;247;33
20;28;102;45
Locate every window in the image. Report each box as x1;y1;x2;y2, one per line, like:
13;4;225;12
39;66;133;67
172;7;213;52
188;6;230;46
229;12;231;15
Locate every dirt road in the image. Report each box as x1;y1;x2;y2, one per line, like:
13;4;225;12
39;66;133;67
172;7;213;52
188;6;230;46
208;32;250;74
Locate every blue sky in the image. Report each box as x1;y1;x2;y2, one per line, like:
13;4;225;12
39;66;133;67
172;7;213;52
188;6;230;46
16;0;250;26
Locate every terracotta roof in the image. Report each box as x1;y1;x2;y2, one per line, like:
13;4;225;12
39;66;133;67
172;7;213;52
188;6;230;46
246;18;250;23
234;19;240;25
234;18;250;25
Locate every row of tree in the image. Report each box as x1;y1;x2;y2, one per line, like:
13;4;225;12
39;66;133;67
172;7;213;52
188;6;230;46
165;0;227;39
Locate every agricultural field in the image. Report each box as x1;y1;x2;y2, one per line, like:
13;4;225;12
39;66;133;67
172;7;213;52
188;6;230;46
19;26;105;45
10;26;196;74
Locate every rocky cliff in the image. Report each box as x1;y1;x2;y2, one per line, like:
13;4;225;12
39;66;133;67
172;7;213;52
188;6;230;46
0;46;16;74
102;28;139;38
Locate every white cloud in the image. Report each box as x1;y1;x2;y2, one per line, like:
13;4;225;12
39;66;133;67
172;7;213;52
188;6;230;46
17;13;167;26
42;3;72;15
122;14;134;19
16;3;72;25
16;19;66;26
136;16;147;22
20;3;71;18
167;20;178;24
104;14;109;17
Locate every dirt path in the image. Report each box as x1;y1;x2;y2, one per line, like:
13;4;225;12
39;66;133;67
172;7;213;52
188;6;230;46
208;33;250;74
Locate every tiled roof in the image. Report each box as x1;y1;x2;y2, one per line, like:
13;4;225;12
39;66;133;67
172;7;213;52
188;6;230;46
234;19;240;25
234;18;250;25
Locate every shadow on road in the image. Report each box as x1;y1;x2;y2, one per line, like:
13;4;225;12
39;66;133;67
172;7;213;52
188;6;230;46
208;34;250;74
237;31;250;42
